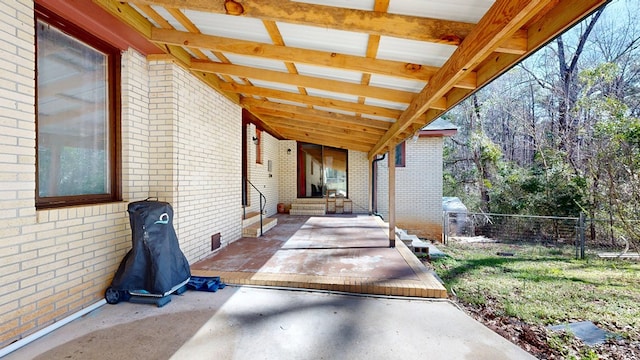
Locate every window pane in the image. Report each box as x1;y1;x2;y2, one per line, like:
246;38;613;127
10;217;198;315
299;143;323;197
297;144;347;198
395;142;405;167
37;20;110;197
324;147;347;197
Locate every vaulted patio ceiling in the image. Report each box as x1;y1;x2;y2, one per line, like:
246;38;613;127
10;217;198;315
93;0;608;158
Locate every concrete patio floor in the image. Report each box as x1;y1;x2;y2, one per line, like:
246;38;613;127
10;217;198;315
2;214;536;359
191;214;447;298
3;287;535;360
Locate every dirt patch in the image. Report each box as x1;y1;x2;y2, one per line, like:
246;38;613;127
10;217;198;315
461;299;640;359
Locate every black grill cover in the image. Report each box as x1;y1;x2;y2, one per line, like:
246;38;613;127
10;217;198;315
110;200;191;295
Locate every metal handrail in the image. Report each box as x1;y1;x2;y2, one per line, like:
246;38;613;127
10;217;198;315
245;178;266;236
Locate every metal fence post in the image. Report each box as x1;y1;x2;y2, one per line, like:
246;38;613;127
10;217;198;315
578;213;586;259
443;211;449;245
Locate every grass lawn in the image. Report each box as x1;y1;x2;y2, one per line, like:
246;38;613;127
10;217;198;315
430;240;640;357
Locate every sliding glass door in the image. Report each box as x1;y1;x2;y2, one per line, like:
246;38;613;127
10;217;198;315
297;143;347;198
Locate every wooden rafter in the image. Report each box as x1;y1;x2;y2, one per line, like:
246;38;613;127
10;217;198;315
379;0;609;153
244;100;391;132
163;6;241;86
128;0;527;53
271;131;376;150
368;0;558;159
272;127;373;152
91;0;609;155
231;85;402;119
150;28;476;89
355;0;389;120
192;61;424;103
192;61;447;109
93;0;239;103
243;109;284;139
261;20;310;104
260;116;382;143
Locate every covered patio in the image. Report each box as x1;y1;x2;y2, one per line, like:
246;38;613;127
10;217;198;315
0;0;611;352
192;214;447;298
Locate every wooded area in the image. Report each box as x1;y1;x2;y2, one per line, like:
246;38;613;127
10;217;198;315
442;0;640;249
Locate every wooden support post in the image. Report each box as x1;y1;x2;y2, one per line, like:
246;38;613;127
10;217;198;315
388;145;396;248
368;159;373;215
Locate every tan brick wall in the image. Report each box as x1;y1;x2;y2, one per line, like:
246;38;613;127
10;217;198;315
0;0;36;229
246;124;281;217
0;29;138;345
148;61;243;260
0;1;394;346
278;140;298;208
121;50;151;199
147;62;178;201
272;144;370;214
347;150;370;214
0;2;244;346
376;138;444;241
1;0;42;345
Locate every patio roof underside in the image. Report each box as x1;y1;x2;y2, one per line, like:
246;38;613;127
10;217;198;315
94;0;608;159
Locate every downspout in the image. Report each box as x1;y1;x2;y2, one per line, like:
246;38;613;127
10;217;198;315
371;154;386;219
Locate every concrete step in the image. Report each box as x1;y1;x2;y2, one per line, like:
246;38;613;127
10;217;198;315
412;240;446;257
396;227;446;257
242;217;278;237
289;208;326;216
293;198;326;204
290;203;326;210
242;211;262;227
289;198;327;215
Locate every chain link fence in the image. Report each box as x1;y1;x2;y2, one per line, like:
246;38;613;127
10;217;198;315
443;212;639;259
